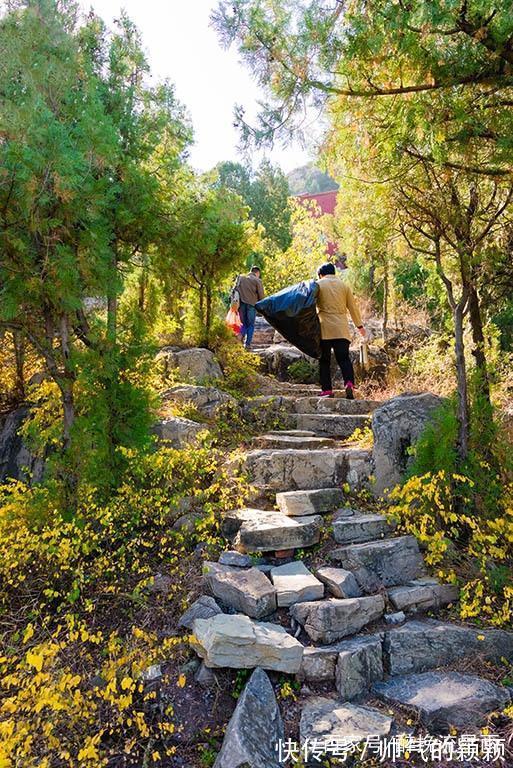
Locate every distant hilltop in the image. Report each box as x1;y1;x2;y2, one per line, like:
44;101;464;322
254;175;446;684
287;162;339;196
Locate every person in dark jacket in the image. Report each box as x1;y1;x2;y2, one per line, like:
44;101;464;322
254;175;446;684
236;266;264;349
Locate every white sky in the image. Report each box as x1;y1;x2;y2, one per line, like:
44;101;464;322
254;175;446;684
82;0;312;173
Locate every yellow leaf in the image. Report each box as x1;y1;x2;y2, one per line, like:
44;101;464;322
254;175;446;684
26;651;44;672
120;676;133;690
177;674;186;688
23;624;35;643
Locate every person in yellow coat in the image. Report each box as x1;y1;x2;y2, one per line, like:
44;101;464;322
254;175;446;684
316;262;366;399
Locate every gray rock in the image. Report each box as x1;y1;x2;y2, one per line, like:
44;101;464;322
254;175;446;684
218;551;253;568
388;581;459;613
330;535;424;587
190;614;304;673
300;698;393;761
226;508;323;553
213;668;284;768
270;561;324;607
297;644;348;683
385;611;406;625
372;393;443;495
293;397;381;415
195;662;218;687
316;567;362;598
332;513;395;544
0;406;46;484
372;671;511;732
244;448;371;492
295;413;370;439
276;488;345;517
172;512;202;532
255;343;313;381
254;434;336;450
203;562;277;619
335;636;383;700
157;346;224;382
162;384;235;417
178;595;222;630
290;595;385;643
384;619;513;675
152;416;205;448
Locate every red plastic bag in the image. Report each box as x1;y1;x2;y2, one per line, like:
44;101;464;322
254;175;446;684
225;307;242;335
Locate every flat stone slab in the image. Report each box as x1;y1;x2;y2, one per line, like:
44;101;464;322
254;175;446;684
298;642;350;683
295;413;371;439
336;635;384;700
290;595;385;643
332;513;395;544
254;434;337;450
330;535;425;587
316;567;362;598
203;562;277;618
300;698;393;758
244;448;371;492
228;509;323;553
218;551;253;568
372;672;511;732
178;595;222;629
276;488;345;517
213;668;283;768
384;619;513;675
270;561;324;607
294;397;381;415
190;613;304;673
388;581;458;613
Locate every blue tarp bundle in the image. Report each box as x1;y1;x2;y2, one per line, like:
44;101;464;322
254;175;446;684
256;280;321;359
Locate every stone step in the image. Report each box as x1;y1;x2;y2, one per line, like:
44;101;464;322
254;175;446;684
332;513;395;544
293;397;381;415
222;508;323;553
383;618;513;676
315;566;362;598
244;448;372;492
294;413;371;438
372;671;511;732
202;561;277;619
268;429;317;437
290;594;385;643
276;487;346;517
270;561;324;607
190;613;303;673
300;698;393;762
329;535;425;588
387;579;459;613
253;433;337;450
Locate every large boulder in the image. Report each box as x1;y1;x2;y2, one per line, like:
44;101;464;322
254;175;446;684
213;668;284;768
0;406;45;483
162;384;236;418
157;346;223;382
255;343;315;381
203;561;277;618
152;416;205;448
371;392;443;495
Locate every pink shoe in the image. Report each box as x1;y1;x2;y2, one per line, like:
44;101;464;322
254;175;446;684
319;390;334;398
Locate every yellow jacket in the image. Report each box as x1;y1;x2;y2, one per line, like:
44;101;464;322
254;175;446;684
316;275;363;340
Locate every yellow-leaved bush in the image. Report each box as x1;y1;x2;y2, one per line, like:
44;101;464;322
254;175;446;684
0;445;247;766
387;471;513;627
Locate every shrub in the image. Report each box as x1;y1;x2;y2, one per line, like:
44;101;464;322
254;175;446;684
287;358;318;384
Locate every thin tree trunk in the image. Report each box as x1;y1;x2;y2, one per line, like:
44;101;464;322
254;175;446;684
205;285;212;349
467;283;491;403
13;330;25;401
454;300;470;463
382;257;389;344
107;249;118;347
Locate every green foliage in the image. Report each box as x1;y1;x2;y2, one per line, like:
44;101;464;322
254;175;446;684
287;163;338;195
287;358;318;384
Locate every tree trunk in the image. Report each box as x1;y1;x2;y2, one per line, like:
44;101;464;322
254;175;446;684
107;250;118;347
467;283;491;403
382;257;389;344
13;330;25;401
205;285;212;349
454;301;470;464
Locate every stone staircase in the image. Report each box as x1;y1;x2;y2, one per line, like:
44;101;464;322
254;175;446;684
185;392;513;765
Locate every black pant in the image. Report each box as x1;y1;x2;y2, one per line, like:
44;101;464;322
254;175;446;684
319;338;354;391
